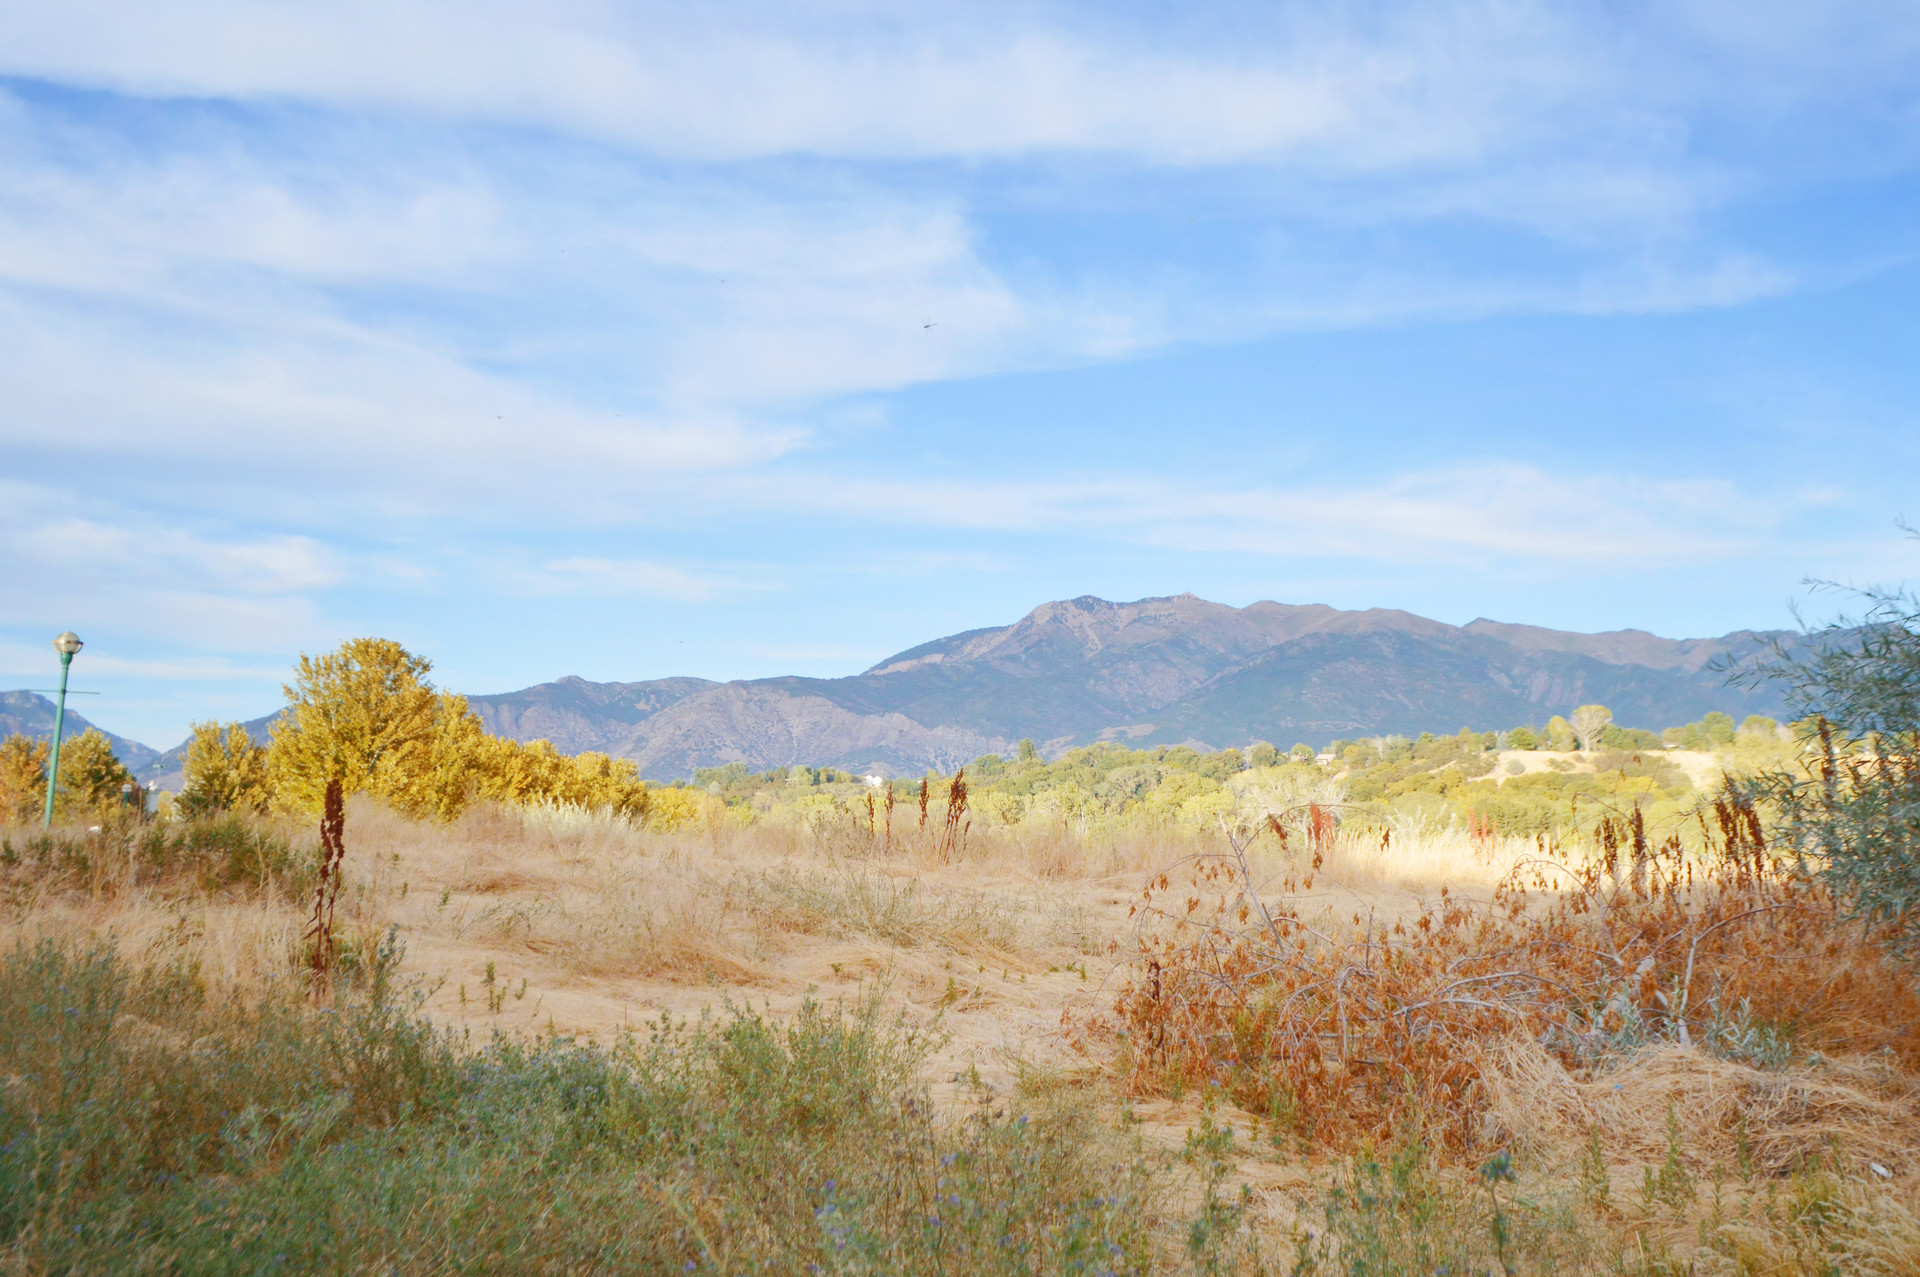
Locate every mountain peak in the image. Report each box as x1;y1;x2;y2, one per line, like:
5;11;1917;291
0;690;162;773
370;595;1801;779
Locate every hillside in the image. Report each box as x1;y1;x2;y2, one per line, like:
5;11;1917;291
12;594;1797;785
469;594;1793;779
0;691;163;776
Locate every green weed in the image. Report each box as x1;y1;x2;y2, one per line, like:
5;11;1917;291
0;939;1160;1274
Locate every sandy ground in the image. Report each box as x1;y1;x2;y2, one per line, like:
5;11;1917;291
17;798;1916;1236
297;804;1540;1199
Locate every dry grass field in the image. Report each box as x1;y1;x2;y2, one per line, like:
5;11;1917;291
7;800;1920;1273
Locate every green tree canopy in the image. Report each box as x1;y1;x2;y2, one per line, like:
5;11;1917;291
1740;585;1920;958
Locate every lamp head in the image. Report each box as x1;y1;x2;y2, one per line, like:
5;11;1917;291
52;631;83;657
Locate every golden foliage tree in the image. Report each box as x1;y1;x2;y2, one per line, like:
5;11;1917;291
0;735;48;823
269;638;440;812
178;721;273;817
53;729;135;819
263;638;664;825
460;736;654;821
384;692;497;822
642;784;704;831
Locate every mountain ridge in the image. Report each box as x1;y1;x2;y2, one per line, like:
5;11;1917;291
9;595;1799;785
0;691;164;776
469;594;1795;778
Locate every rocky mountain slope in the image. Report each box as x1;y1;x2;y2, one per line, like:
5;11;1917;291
0;690;163;776
468;594;1793;779
15;594;1797;785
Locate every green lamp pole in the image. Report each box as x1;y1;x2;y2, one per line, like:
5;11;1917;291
43;631;84;828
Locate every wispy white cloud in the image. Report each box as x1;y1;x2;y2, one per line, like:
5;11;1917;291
0;2;1585;167
0;482;340;648
0;482;339;590
0;0;1868;532
0;0;1914;751
3;1;1906;250
5;1;1910;172
0;643;286;682
0;288;811;511
531;556;735;601
698;463;1801;569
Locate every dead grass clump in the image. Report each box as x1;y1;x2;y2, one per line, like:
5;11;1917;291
925;822;1094;879
456;869;550;895
1485;1035;1920;1176
744;867;1026;961
0;813;320;995
564;910;765;985
2;893;308;993
456;867;766;985
1102;790;1920;1161
1318;823;1538;891
440;795;652;862
1702;1176;1920;1276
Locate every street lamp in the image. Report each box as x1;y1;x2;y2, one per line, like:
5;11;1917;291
43;631;83;828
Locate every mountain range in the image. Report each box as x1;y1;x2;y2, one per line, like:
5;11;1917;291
0;690;163;776
468;594;1792;778
5;594;1796;786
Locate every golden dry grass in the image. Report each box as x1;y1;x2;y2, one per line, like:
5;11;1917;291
1486;1035;1920;1176
8;799;1920;1270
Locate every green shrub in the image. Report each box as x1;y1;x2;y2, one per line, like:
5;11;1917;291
140;814;308;891
0;941;1159;1274
1738;585;1920;959
1288;1141;1595;1276
0;815;308;895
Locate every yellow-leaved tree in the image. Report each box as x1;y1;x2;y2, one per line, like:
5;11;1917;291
1570;703;1614;753
0;735;48;823
465;737;652;819
269;638;442;813
178;721;273;817
267;638;667;824
52;729;136;819
385;691;500;822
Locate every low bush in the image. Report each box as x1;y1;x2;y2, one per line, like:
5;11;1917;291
0;938;1159;1273
1;814;309;895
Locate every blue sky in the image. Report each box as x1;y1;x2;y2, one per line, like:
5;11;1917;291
3;1;1920;750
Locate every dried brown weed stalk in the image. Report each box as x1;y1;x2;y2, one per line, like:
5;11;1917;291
307;777;345;996
935;768;970;863
1102;789;1920;1158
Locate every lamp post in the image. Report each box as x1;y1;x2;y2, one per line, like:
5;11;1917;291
43;631;83;827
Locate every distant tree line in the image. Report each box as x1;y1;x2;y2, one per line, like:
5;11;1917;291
2;638;701;829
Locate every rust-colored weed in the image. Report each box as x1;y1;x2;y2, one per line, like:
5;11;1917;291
307;777;345;996
935;769;969;863
1104;788;1920;1159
